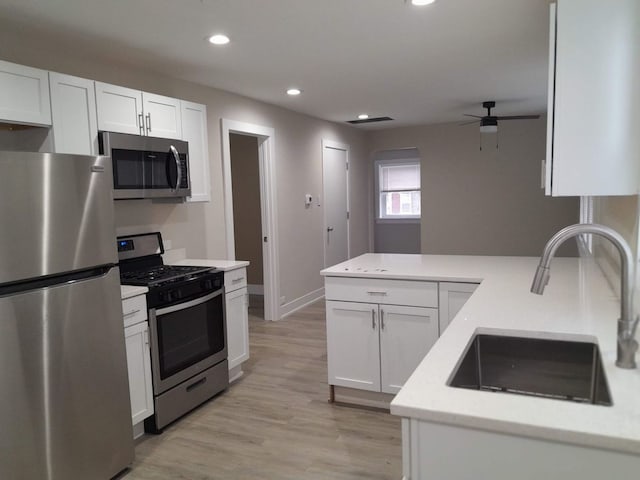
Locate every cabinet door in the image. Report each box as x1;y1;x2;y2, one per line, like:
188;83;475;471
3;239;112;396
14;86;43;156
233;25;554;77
0;60;51;126
226;287;250;369
548;0;640;196
326;300;380;392
182;100;210;202
95;81;143;135
142;92;182;139
438;282;478;335
379;305;439;394
49;72;97;155
124;321;154;425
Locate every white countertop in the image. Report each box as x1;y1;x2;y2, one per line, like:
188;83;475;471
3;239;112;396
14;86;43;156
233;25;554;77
120;285;148;300
322;253;640;455
170;258;249;271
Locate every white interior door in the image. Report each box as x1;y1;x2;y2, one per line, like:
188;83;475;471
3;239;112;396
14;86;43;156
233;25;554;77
323;140;349;268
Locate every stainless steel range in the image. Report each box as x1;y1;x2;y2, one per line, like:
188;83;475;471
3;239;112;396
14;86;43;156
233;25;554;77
118;232;229;433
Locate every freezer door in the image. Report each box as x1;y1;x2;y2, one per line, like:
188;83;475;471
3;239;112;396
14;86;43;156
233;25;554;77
0;151;117;285
0;267;134;479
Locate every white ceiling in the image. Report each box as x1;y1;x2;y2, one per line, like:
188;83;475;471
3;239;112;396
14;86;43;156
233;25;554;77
0;0;551;129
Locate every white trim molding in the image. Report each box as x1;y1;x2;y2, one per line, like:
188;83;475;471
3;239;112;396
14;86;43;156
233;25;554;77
221;118;280;321
280;287;325;319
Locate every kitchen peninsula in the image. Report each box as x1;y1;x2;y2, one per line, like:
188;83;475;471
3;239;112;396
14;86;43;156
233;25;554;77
321;253;640;479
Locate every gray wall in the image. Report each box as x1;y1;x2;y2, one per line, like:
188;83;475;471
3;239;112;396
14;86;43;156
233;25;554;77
375;223;421;253
230;133;263;286
367;117;580;257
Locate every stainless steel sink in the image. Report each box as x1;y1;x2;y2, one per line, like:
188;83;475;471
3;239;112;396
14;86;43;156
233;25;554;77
449;334;612;406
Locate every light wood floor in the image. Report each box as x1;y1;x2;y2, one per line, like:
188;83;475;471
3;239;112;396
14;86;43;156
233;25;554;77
124;300;402;479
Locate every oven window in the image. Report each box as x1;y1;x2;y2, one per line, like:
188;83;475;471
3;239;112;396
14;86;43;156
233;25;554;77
156;293;224;379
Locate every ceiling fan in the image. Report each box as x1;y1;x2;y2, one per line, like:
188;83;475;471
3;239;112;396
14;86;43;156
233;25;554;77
461;101;540;133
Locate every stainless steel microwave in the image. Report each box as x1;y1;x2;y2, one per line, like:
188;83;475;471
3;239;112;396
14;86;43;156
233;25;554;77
99;131;190;200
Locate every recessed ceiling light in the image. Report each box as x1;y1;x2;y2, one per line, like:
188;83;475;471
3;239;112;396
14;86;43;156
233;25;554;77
411;0;436;5
208;34;230;45
286;88;302;96
358;114;369;120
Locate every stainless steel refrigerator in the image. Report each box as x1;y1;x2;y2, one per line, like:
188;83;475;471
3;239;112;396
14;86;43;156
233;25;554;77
0;151;134;479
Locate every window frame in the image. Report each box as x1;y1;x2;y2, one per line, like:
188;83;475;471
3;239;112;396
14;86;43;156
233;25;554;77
374;158;421;223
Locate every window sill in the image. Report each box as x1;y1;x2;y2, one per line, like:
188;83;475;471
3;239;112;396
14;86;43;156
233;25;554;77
376;218;421;225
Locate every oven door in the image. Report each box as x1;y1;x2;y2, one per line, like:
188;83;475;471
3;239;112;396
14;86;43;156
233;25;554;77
148;289;226;395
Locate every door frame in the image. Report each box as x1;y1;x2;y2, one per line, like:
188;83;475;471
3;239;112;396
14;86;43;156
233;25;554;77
221;119;280;321
322;139;350;267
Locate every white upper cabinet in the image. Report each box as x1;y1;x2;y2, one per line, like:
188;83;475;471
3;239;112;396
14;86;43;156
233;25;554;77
0;60;51;126
546;0;640;196
95;81;183;139
95;82;144;135
142;93;182;140
181;101;210;202
49;72;98;155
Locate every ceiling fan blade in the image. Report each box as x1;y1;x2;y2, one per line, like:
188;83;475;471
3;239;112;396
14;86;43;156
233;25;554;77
459;120;480;126
463;114;484;118
495;115;541;120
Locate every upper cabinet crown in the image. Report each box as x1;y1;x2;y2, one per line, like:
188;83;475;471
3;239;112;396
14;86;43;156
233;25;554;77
0;60;51;126
545;0;640;196
95;82;182;140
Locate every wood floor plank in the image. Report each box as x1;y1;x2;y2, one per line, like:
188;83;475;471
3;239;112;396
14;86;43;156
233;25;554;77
124;300;402;479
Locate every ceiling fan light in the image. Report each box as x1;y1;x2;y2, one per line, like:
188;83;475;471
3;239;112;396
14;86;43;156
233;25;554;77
480;125;498;134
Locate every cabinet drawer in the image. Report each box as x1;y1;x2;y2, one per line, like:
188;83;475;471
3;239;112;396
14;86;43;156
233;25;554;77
224;268;247;293
325;277;438;308
122;294;148;328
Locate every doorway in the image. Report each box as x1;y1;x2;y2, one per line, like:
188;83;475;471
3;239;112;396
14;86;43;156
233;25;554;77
222;119;280;321
322;140;350;268
229;133;264;312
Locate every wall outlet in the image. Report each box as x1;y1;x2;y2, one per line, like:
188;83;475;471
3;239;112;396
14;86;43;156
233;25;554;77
164;239;172;250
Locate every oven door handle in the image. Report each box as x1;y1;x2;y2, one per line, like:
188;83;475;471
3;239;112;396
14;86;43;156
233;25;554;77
155;288;222;316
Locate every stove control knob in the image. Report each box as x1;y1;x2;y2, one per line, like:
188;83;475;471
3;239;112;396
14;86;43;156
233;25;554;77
176;289;183;299
165;291;173;302
203;279;213;290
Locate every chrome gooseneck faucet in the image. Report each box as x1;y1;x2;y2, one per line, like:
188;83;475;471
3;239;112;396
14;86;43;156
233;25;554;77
531;223;639;369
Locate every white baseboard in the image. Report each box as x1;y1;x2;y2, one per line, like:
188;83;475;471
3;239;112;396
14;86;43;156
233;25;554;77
333;386;394;410
279;287;325;319
247;284;264;295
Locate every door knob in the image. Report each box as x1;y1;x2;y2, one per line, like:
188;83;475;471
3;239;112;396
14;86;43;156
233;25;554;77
327;227;334;232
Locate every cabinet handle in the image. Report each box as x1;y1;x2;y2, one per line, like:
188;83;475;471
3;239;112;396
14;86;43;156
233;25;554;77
123;309;140;318
143;329;149;347
232;277;244;284
145;113;151;133
381;309;385;331
367;291;387;296
138;113;144;135
371;309;376;330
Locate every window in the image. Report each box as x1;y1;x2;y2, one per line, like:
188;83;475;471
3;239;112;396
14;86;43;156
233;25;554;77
376;160;421;220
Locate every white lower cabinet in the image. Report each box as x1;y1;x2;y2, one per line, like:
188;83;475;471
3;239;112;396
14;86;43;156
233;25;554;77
326;288;439;395
325;276;476;398
402;418;640;480
124;321;154;426
122;294;153;438
438;282;479;335
223;266;250;381
226;286;249;369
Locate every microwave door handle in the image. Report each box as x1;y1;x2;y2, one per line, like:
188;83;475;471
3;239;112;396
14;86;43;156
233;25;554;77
169;145;181;192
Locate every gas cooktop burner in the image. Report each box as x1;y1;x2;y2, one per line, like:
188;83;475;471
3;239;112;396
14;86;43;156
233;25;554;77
120;265;214;286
